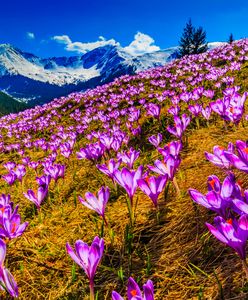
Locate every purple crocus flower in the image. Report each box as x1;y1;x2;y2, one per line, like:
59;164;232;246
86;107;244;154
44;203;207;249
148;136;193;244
96;159;122;180
66;236;104;299
12;165;26;182
201;106;212;120
206;215;248;259
0;206;28;240
188;104;202;116
148;156;181;181
60;142;72;158
146;103;161;120
189;174;235;218
36;175;51;186
0;194;11;207
23;185;48;210
78;186;109;222
77;143;105;161
168;105;180;116
205;143;234;169
158;140;182;159
138;175;168;207
224;140;248;172
148;133;163;148
167;114;191;139
117;148;140;169
0;239;19;297
2;173;17;186
44;164;65;182
2;162;16;171
99;134;114;151
113;166;144;203
112;277;154;300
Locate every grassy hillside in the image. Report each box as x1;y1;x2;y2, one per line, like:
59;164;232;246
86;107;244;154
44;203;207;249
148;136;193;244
0;91;28;115
0;39;248;299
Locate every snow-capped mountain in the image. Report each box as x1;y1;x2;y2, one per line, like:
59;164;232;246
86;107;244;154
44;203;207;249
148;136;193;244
0;42;225;105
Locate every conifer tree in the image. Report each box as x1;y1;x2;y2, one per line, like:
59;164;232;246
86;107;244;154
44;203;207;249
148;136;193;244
228;33;234;44
178;19;207;58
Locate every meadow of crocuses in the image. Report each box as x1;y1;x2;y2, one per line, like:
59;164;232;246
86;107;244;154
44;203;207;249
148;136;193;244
0;39;248;299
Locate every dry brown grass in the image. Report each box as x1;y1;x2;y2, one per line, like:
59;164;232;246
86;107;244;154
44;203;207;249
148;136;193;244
2;121;248;300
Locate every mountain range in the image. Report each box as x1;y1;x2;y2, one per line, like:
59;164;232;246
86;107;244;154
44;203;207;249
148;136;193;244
0;42;225;105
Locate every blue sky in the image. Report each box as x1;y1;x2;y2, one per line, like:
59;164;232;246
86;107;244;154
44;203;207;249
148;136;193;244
1;0;248;57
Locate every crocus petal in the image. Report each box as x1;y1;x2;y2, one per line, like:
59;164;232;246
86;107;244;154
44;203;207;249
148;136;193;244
112;291;124;300
66;242;85;270
205;222;229;244
0;239;6;266
233;199;248;214
1;268;19;297
127;277;142;299
143;280;154;300
188;189;211;209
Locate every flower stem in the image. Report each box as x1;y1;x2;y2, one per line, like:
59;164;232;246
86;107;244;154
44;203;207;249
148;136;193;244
89;280;94;300
242;259;248;279
126;196;134;227
172;177;180;196
156;207;160;224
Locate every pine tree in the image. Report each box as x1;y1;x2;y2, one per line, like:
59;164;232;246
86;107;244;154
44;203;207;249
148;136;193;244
228;33;234;44
192;27;208;54
178;19;207;58
178;19;195;57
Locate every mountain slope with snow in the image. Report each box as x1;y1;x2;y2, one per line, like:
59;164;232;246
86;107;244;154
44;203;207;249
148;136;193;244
0;42;226;105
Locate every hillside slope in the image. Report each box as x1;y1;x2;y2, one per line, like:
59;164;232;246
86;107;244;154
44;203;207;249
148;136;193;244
0;39;248;299
0;91;28;115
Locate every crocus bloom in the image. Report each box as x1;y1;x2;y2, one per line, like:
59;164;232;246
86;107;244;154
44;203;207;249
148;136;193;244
0;194;11;207
117;148;140;169
78;186;109;220
36;175;51;186
206;215;248;259
97;159;121;180
224;140;248;172
0;206;28;240
23;185;48;210
148;156;181;181
167;114;191;139
158;140;182;159
201;106;212;120
205;143;234;169
2;162;16;171
0;239;18;297
2;173;17;186
146;103;161;120
148;133;163;148
188;174;234;218
112;277;154;300
113;166;144;203
66;236;104;298
12;165;26;182
138;175;168;207
44;164;65;181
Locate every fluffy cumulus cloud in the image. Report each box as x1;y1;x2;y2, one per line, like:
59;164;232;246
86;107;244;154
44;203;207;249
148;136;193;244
52;35;119;54
26;32;35;39
52;32;160;56
124;32;160;56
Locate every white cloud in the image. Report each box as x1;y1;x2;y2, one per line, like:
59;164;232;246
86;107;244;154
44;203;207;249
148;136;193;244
26;32;35;39
98;36;106;41
53;35;72;44
124;32;160;56
52;34;119;54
